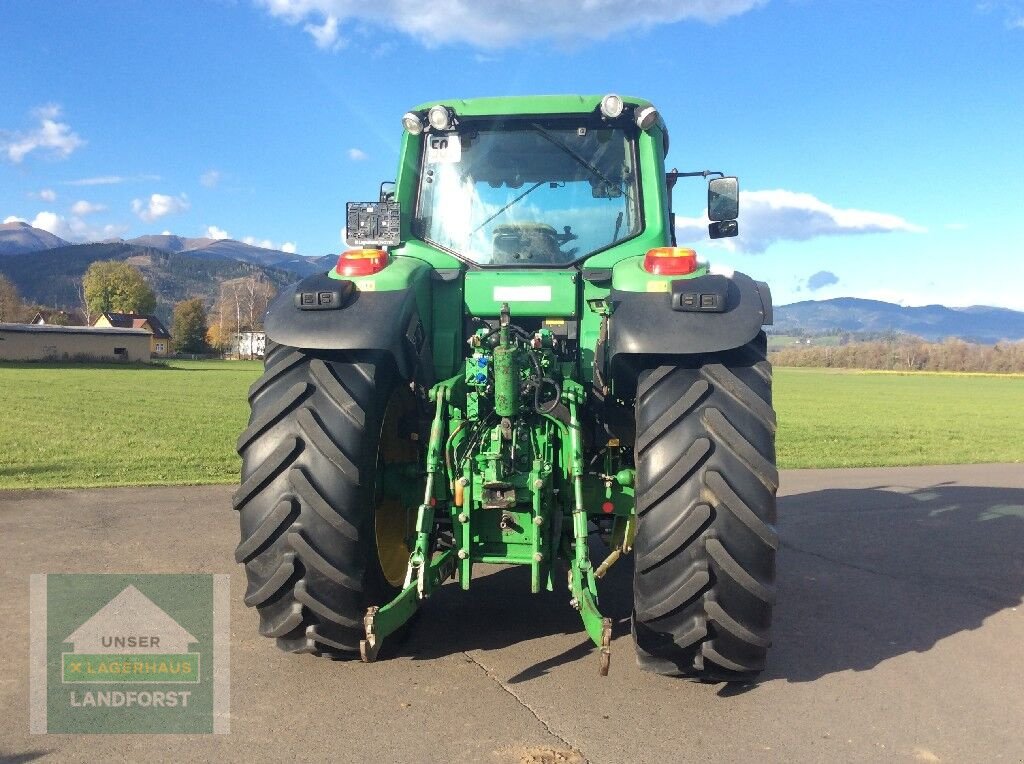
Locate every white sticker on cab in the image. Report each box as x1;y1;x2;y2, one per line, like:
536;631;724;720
493;286;552;302
426;134;462;164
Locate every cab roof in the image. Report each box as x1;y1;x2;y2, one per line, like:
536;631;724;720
410;94;654;117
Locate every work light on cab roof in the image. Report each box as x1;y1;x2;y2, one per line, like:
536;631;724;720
236;93;776;684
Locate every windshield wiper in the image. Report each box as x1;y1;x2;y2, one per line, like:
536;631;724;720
470;180;546;235
530;123;622;194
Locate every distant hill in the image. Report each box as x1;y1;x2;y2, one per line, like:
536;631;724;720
179;240;330;276
0;222;69;255
2;224;333;276
128;234;217;253
125;234;330;276
0;242;301;323
775;298;1024;343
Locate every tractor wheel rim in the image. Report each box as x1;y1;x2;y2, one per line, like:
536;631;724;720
375;495;410;587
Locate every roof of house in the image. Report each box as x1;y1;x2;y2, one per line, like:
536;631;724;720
99;312;171;339
31;309;87;326
0;322;151;336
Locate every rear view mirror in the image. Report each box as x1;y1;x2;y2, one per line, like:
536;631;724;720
708;176;739;222
708;220;738;239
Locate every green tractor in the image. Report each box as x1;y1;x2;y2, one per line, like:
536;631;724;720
233;94;777;679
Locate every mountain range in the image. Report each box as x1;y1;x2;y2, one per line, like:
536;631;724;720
0;223;332;276
774;298;1024;343
2;223;1023;342
0;221;69;255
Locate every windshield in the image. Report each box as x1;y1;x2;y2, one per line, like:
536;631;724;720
413;121;640;266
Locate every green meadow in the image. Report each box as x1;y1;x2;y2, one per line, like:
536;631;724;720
0;361;1021;489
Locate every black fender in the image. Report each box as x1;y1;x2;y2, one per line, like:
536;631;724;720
263;273;426;379
608;271;772;370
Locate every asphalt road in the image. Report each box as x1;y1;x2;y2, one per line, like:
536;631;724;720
1;463;1023;763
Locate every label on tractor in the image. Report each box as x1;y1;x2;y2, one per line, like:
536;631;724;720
493;285;552;302
426;134;462;164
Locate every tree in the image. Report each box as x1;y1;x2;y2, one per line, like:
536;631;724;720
172;298;209;353
82;260;157;317
205;323;231;354
210;274;277;339
76;280;93;325
0;275;25;322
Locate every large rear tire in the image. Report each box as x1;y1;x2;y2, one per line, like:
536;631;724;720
632;333;778;679
233;342;417;655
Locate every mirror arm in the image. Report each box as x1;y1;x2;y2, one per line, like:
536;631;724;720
667;169;725;183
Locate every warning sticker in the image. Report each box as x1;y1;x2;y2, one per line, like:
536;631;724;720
426;134;462;164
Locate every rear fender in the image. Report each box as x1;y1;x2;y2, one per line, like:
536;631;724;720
263;272;428;380
607;270;772;372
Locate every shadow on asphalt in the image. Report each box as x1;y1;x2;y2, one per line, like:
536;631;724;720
0;751;52;763
398;483;1024;685
764;482;1024;683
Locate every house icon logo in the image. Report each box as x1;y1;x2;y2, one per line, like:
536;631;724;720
31;573;229;735
62;585;201;684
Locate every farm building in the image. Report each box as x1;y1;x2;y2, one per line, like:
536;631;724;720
93;312;171;355
0;323;152;362
236;331;266;359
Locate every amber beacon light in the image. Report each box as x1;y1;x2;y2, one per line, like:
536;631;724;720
642;247;699;276
335;248;390;277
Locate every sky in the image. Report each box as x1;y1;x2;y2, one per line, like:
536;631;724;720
2;0;1023;308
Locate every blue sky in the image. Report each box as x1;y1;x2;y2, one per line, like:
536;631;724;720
2;0;1022;308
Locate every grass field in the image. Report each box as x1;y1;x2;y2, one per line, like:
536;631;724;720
0;360;261;490
774;368;1024;468
0;361;1021;489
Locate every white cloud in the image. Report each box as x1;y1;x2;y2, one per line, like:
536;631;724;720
25;210;127;242
70;200;107;216
206;225;231;240
63;174;161;187
977;1;1024;29
1;104;85;163
39;188;57;202
675;189;925;254
131;193;190;222
240;234;299;252
256;0;766;49
200;169;222;188
305;14;341;49
30;211;65;236
4;215;27;224
347;147;368;161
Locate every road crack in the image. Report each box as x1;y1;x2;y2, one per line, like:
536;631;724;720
462;650;589;762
